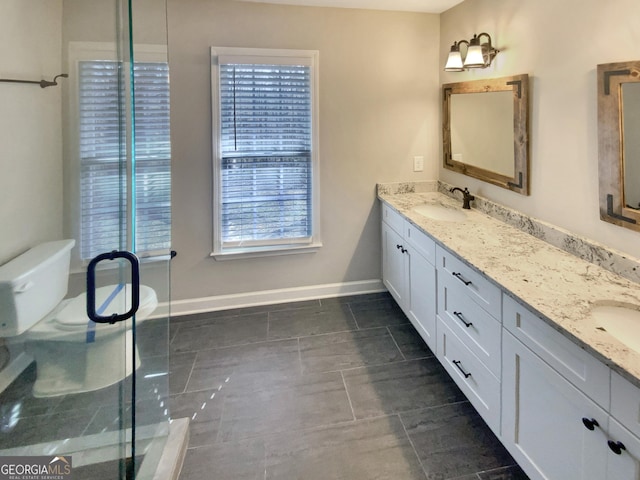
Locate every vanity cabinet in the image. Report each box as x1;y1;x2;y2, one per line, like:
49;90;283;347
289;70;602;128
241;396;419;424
380;199;640;480
435;246;503;432
382;204;437;350
503;295;640;480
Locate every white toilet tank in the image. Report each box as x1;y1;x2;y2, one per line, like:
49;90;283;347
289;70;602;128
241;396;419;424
0;239;75;337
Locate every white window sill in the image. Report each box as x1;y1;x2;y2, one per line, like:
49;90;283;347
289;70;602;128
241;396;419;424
69;249;173;274
211;243;322;261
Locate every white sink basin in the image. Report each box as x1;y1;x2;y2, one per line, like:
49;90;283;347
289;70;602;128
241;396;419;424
590;305;640;352
412;204;467;222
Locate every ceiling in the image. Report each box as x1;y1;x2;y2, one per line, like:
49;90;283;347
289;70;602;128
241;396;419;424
234;0;464;14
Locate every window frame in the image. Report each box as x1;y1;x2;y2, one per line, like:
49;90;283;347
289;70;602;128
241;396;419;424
210;47;321;260
67;42;171;270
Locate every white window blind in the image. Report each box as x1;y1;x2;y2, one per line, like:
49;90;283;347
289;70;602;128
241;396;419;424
79;60;171;260
219;63;313;247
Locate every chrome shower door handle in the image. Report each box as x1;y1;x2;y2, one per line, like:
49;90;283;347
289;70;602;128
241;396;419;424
86;250;140;324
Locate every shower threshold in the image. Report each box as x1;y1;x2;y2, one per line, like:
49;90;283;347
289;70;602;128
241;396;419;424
0;417;189;480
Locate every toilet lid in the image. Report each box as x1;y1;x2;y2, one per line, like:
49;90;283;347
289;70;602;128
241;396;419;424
55;284;157;327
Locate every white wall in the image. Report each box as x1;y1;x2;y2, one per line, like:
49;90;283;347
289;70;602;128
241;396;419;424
440;0;640;259
168;0;440;301
0;0;63;264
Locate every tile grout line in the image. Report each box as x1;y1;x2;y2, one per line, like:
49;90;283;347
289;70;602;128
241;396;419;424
179;354;198;395
397;412;431;480
340;370;357;421
297;337;303;376
173;321;415;356
79;405;108;437
173;335;298;356
266;311;270;340
168;324;180;348
347;303;360;330
386;326;407;361
171;301;323;325
263;437;268;480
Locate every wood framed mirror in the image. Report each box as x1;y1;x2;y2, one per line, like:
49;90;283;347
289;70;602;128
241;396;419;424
598;60;640;232
443;74;530;195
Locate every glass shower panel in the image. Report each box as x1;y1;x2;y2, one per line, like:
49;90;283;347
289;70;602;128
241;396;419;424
0;0;171;478
128;0;173;476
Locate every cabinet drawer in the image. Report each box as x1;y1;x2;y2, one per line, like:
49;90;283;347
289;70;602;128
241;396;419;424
436;246;501;319
437;317;501;433
405;222;436;266
382;202;405;234
611;372;640;440
503;294;610;409
438;272;501;378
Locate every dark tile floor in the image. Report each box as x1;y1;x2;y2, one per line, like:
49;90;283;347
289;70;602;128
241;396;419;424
172;293;530;480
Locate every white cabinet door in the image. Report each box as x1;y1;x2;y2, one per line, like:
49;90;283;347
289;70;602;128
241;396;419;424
605;417;640;480
407;248;436;351
382;221;407;307
502;330;608;480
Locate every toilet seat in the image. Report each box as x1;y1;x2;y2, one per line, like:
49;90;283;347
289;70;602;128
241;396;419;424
25;284;158;340
55;284;157;328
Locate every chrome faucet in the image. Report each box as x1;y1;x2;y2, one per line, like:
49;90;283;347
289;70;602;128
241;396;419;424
450;187;475;209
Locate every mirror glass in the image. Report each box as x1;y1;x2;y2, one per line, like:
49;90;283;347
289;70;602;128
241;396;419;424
450;91;514;177
597;60;640;232
443;74;530;195
623;82;640;210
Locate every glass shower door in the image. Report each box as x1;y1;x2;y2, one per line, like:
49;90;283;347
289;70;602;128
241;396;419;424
0;0;171;478
127;0;173;474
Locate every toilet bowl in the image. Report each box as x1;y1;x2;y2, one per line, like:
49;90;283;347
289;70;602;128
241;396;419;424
0;240;158;398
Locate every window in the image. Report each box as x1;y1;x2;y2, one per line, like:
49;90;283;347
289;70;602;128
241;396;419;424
72;43;171;261
211;48;320;258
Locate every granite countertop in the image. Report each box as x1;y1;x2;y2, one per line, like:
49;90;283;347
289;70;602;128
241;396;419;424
379;190;640;386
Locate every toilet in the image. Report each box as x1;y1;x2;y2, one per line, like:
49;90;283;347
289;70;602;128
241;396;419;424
0;239;158;397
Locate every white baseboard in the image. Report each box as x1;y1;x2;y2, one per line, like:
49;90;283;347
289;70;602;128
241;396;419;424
166;279;386;317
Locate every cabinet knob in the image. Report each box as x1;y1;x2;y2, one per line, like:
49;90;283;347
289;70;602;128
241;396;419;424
396;244;402;250
608;440;626;455
581;417;599;431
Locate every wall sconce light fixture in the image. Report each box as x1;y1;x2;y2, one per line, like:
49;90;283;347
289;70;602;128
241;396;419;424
444;33;499;71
